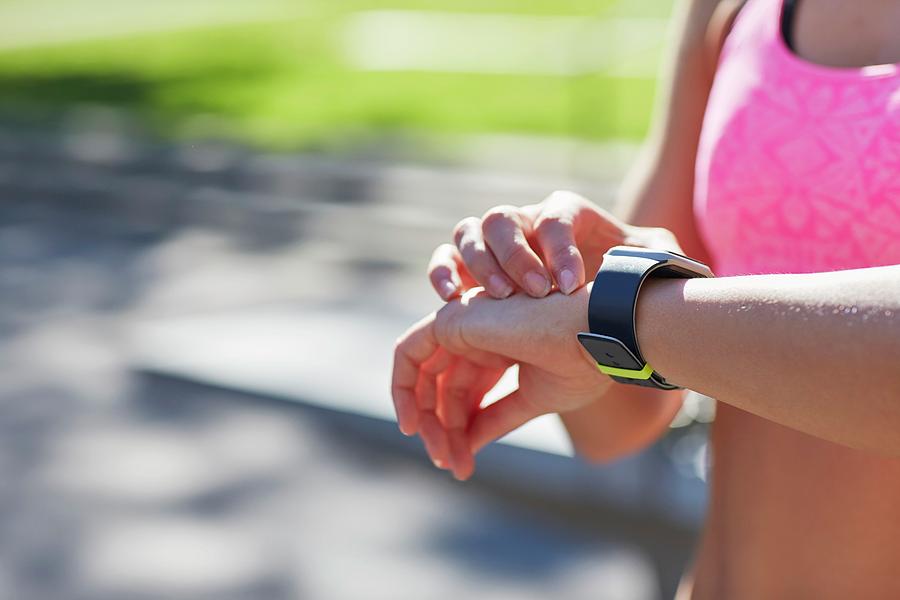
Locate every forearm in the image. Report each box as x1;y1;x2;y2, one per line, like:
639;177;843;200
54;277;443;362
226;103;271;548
559;386;683;462
636;265;900;454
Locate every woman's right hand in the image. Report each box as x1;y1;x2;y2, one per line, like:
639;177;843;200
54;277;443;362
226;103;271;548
392;284;610;481
428;190;683;300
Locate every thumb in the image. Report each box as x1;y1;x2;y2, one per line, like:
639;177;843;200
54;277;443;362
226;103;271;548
468;390;545;454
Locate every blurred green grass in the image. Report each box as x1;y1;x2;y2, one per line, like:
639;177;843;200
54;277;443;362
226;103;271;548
0;0;670;150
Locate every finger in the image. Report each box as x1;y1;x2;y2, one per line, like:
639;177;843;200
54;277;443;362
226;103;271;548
450;365;508;480
436;357;509;480
533;219;585;295
453;217;514;299
392;313;441;435
417;348;453;469
440;364;509;431
436;358;482;428
420;410;452;470
532;199;586;295
447;428;474;480
417;347;451;415
454;366;508;480
428;244;462;300
481;206;551;297
436;358;485;478
468;390;545;454
427;244;477;300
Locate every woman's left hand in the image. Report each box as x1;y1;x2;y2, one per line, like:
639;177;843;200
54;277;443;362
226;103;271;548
391;285;610;480
427;190;683;300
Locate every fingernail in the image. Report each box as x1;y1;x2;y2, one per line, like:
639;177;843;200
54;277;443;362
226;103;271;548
438;279;457;299
434;458;448;470
524;271;550;297
558;268;577;295
488;274;513;298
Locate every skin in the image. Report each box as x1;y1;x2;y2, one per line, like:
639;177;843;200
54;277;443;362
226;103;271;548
393;269;900;594
401;0;900;596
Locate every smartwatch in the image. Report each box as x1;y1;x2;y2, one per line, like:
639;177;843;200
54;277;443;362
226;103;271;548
577;246;714;390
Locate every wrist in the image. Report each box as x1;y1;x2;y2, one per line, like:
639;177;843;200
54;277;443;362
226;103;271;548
579;246;712;392
634;277;692;385
573;282;598;365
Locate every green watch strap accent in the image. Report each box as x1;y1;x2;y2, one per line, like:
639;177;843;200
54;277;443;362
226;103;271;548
596;362;654;380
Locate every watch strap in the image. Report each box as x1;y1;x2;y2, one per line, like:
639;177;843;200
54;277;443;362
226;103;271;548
587;254;661;358
585;252;705;390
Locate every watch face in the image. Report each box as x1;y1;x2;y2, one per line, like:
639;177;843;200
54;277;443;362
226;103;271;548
576;333;644;370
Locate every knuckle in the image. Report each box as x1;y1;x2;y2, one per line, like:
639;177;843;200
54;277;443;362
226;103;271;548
458;239;488;266
481;205;517;223
481;206;519;236
452;216;479;244
454;241;493;275
393;340;405;363
533;215;572;238
545;189;570;202
455;233;483;256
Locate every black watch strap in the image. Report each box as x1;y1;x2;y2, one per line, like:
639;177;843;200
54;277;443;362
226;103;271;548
587;254;660;353
578;247;713;390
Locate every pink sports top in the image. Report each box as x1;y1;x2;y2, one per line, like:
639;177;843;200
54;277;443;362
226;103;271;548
694;0;900;277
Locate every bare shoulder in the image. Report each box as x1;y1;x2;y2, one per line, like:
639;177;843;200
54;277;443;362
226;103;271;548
617;0;738;252
704;0;746;72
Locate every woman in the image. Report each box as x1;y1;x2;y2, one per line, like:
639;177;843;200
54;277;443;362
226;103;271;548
391;0;900;596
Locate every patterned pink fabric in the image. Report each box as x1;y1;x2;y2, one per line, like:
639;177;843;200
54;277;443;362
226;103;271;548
694;0;900;276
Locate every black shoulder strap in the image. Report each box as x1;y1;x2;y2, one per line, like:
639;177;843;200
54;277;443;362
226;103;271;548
781;0;800;51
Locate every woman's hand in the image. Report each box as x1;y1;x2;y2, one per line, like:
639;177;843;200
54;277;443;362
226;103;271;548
428;190;683;300
391;285;610;481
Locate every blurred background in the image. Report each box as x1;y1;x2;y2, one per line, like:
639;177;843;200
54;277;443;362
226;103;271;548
0;0;716;598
